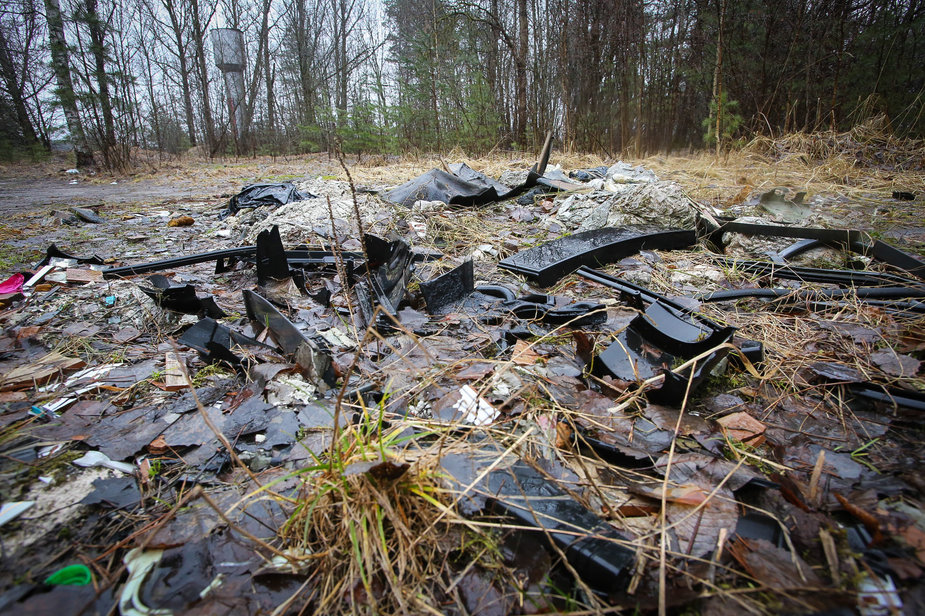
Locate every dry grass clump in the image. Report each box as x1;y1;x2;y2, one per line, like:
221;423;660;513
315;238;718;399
743;115;925;171
277;415;502;615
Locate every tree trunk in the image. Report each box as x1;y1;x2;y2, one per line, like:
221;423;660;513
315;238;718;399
163;0;197;147
263;1;275;138
44;0;93;167
191;0;217;154
83;0;118;168
713;0;726;156
514;0;528;145
0;27;41;147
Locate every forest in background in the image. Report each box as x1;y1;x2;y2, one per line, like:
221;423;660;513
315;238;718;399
0;0;923;169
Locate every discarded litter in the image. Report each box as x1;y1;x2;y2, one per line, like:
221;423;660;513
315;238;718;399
44;564;92;586
220;181;316;218
2;152;924;613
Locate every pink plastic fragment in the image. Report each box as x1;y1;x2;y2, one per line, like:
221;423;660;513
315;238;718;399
0;273;24;294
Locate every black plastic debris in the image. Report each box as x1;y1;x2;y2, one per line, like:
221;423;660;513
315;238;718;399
140;275;226;318
442;447;634;595
733;512;785;547
420;259;474;314
577;266;692;313
102;239;439;281
698;286;925;310
849;384;925;412
81;477;141;510
220;182;315;219
242;289;335;389
386;163;541;208
515;186;554;206
104;246;259;278
369;238;413;315
500;227;696;287
386;132;553;207
36;244;105;268
502;295;606;328
710;256;917;287
594;301;735;404
255;225;291;285
701;219;863;251
178;317;269;365
869;240;925;280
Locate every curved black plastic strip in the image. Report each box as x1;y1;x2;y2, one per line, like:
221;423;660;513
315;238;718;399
504;298;607;327
631;301;736;356
499;227;696;287
870;240;925;280
700;287;925;302
705;220;865;246
473;285;516;301
712;256;917;287
772;238;825;263
849;384;925;412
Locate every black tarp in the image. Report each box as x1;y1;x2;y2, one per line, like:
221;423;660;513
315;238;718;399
385;163;541;207
385;132;559;207
220;182;316;218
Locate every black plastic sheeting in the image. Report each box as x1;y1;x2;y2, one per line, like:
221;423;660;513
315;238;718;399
220;182;316;219
499;227;696;287
442;446;635;595
386;133;554;207
386;162;542;208
569;166;609;181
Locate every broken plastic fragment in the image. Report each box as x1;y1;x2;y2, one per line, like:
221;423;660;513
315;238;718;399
73;450;136;474
119;548;172;616
594;300;735;404
0;501;35;527
451;385;499;426
242;289;335;389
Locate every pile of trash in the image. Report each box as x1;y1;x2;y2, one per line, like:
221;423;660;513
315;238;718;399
0;152;924;615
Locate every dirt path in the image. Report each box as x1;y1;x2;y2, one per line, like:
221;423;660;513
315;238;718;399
0;176;231;212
